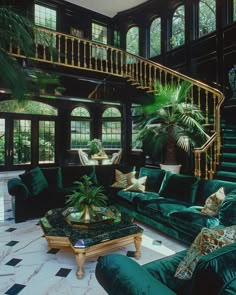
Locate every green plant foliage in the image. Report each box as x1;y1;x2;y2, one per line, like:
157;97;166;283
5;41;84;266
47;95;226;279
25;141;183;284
65;175;108;212
0;6;34;101
135;81;209;164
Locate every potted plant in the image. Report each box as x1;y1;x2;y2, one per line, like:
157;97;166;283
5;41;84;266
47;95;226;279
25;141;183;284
87;138;103;155
135;81;209;173
65;175;108;221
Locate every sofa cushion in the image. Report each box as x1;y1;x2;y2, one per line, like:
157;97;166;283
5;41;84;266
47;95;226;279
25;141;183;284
138;167;166;192
123;176;147;192
219;189;236;226
200;187;225;217
194;179;236;205
143;198;191;217
41;167;63;190
111;169;136;188
158;172;199;203
20;167;48;196
169;208;220;229
174;226;236;280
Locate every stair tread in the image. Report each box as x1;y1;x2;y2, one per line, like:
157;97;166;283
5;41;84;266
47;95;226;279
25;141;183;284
220;162;236;168
215;171;236;179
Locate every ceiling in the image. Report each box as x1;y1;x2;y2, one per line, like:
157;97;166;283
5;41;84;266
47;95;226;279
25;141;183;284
63;0;150;17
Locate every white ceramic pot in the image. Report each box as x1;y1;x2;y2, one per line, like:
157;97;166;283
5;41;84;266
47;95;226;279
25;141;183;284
160;164;182;174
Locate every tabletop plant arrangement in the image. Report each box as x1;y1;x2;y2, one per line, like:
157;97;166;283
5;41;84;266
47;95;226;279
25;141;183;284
65;175;108;222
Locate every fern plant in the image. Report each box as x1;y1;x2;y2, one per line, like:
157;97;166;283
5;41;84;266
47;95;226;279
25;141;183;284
65;175;108;215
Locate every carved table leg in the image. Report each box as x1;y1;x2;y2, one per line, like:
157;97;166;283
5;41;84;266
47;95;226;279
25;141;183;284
134;235;142;259
75;252;86;279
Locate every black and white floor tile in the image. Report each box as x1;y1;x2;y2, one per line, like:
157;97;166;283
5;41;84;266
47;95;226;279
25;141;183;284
0;173;187;295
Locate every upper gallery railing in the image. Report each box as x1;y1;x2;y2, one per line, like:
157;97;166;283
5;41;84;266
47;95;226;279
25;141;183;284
8;27;225;179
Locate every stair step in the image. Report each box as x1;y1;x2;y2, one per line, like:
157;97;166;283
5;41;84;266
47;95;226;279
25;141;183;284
221;153;236;160
219;162;236;172
221;144;236;153
215;171;236;182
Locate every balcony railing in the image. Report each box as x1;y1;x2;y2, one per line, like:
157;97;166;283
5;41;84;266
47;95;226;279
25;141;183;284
8;27;225;179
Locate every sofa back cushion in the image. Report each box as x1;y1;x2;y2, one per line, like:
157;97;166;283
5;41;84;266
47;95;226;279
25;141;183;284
158;172;199;203
194;179;236;205
20;167;48;196
41;167;63;190
138;167;166;192
61;165;97;187
219;189;236;226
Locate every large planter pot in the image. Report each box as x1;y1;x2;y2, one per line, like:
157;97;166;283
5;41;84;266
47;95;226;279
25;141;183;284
160;164;182;174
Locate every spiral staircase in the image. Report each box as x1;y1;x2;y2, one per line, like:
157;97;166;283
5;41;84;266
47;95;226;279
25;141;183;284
8;27;225;180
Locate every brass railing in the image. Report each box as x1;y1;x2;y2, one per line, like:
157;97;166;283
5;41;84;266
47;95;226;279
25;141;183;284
8;27;225;179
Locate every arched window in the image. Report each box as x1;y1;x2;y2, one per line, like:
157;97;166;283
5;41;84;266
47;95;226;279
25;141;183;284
150;17;161;57
102;107;121;149
199;0;216;37
71;107;91;149
234;0;236;21
171;5;185;49
126;26;139;56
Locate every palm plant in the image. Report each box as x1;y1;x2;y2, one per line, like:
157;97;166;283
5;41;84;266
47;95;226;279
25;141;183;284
65;175;108;220
135;81;209;165
0;6;34;101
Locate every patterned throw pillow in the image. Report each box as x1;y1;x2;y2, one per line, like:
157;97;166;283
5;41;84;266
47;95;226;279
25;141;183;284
123;176;147;193
201;187;225;216
111;169;136;188
174;225;236;280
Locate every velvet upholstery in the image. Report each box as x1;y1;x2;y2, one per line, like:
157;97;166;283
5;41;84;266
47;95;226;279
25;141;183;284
41;167;63;190
138;167;165;192
20;167;48;196
219;189;236;226
96;243;236;295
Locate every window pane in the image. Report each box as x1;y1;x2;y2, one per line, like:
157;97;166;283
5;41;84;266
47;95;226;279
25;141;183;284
0;119;5;166
114;30;120;48
71;120;90;148
92;22;107;44
102;107;121;118
0;100;57;115
171;5;185;49
126;27;139;56
13;120;31;165
150;17;161;57
234;0;236;21
199;0;216;37
102;121;121;148
71;107;90;117
39;121;55;163
34;4;57;46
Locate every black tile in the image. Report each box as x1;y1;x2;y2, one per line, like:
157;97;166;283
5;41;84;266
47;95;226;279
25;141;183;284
6;218;14;221
6;258;22;266
5;241;19;246
5;228;17;232
55;268;72;277
5;283;26;295
47;248;60;254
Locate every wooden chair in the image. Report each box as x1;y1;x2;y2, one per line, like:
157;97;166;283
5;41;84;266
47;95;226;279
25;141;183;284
78;149;98;166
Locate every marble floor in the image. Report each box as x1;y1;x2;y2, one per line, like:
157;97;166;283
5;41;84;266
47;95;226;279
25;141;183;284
0;173;187;295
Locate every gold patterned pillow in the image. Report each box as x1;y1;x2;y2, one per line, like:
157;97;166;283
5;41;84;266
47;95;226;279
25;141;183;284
111;169;136;188
123;176;147;193
201;187;225;216
174;226;236;280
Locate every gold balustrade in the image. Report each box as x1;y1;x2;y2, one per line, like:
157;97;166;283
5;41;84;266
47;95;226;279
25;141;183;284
8;27;225;179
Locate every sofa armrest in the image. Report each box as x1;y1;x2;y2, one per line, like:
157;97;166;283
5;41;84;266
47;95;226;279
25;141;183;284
191;243;236;295
95;254;176;295
8;178;30;199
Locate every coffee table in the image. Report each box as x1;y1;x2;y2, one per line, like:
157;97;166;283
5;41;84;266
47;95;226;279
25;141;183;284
39;206;143;279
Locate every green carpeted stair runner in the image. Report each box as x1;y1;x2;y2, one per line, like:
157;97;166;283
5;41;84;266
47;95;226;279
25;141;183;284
215;123;236;182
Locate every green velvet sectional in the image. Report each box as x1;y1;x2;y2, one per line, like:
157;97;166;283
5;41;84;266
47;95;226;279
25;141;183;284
95;242;236;295
7;164;131;223
113;166;236;245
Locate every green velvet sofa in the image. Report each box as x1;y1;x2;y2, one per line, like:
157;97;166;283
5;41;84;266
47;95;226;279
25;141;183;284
7;164;132;223
113;167;236;245
95;242;236;295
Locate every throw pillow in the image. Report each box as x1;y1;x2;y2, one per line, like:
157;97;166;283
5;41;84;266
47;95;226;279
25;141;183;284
201;187;225;217
20;167;48;196
123;176;147;193
111;169;136;188
174;226;236;280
